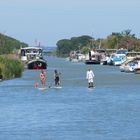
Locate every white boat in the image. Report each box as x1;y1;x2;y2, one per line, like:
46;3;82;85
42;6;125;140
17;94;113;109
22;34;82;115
100;54;109;65
108;49;128;66
134;60;140;74
120;52;140;72
123;61;137;72
20;47;47;69
119;59;133;72
120;58;140;73
69;51;85;62
113;55;126;66
85;50;101;65
125;52;140;60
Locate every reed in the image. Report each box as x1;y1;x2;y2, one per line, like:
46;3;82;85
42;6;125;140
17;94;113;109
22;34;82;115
0;56;24;80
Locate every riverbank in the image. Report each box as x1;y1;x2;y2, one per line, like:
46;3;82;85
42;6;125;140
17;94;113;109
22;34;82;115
0;55;24;80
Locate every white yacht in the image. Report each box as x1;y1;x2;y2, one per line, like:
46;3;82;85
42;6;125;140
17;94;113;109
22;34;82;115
20;47;47;69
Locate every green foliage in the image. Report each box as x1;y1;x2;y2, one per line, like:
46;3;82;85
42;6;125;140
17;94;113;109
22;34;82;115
56;35;93;57
56;29;140;57
102;30;140;51
56;39;72;57
0;56;24;80
107;36;119;49
81;47;90;54
0;33;28;55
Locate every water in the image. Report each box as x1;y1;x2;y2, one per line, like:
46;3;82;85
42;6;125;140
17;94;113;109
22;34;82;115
0;56;140;140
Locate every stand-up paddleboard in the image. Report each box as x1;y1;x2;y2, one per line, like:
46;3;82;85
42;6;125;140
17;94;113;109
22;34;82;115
49;86;62;89
88;86;95;89
35;82;47;90
38;87;47;90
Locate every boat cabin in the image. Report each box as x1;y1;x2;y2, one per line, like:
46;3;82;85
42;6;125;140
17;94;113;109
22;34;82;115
20;47;43;62
126;52;140;60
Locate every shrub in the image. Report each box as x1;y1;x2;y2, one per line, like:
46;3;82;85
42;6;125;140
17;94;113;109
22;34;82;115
0;56;24;80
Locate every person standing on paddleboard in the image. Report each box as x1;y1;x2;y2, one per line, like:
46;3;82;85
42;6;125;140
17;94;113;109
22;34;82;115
86;68;95;88
54;70;60;86
40;69;46;87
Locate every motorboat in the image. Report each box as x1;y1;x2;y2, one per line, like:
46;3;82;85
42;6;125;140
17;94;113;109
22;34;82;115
85;50;101;65
100;54;109;65
125;52;140;60
135;68;140;74
27;59;47;69
120;58;140;73
123;61;138;73
69;51;85;62
113;55;126;66
120;54;140;72
134;60;140;74
107;49;128;66
20;47;47;69
119;59;133;72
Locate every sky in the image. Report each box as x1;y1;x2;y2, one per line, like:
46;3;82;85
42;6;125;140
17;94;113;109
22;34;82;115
0;0;140;46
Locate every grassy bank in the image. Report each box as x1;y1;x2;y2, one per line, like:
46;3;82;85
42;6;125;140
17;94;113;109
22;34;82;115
0;56;24;80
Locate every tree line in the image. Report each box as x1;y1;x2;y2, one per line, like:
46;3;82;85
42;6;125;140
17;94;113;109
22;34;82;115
0;33;28;55
56;29;140;57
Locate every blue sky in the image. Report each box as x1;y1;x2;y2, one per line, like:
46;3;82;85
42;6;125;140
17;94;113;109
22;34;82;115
0;0;140;46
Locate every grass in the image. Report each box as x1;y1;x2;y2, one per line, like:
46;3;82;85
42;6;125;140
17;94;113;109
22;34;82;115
0;55;24;80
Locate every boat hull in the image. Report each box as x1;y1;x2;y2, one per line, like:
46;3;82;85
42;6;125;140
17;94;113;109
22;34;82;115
27;59;47;70
85;60;100;65
135;68;140;74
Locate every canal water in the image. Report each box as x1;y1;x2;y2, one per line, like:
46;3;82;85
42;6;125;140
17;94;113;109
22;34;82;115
0;56;140;140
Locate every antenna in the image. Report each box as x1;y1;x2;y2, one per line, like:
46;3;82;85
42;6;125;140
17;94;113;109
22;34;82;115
35;39;38;46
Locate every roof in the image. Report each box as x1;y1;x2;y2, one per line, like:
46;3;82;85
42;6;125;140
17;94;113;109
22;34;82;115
21;47;42;50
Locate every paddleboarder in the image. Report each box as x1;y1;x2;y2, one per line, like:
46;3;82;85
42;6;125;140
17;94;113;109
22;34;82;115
54;69;60;86
40;69;46;87
86;68;95;88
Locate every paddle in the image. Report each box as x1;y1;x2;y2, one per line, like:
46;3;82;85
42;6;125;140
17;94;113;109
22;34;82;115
48;80;54;88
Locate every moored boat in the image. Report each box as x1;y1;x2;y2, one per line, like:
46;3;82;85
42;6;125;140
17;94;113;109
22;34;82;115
107;48;128;66
134;60;140;74
120;58;140;73
85;50;101;65
135;68;140;74
69;51;85;62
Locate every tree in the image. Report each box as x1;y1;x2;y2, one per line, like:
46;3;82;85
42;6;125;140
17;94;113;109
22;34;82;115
121;29;135;38
56;35;93;57
0;33;28;55
56;39;72;57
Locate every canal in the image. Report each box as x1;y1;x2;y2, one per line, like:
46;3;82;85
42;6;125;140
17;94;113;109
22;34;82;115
0;56;140;140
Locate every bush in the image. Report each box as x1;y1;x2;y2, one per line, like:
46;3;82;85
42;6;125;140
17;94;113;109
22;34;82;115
0;56;24;80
